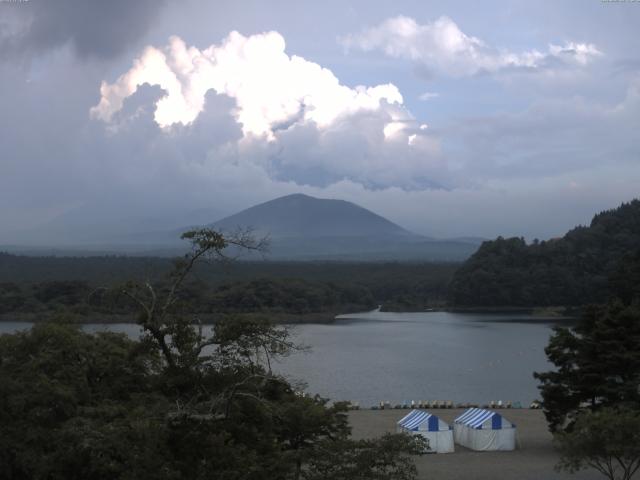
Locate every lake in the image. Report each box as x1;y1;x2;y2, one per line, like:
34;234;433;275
0;310;566;407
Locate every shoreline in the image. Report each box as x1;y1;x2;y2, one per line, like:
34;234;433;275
379;304;580;319
0;311;341;325
0;306;580;325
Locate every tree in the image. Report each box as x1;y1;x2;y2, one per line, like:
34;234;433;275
555;407;640;480
0;282;24;313
0;323;165;480
534;301;640;432
609;250;640;306
304;434;427;480
116;227;269;371
1;228;421;480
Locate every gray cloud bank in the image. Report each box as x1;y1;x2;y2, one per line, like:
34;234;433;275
0;0;165;60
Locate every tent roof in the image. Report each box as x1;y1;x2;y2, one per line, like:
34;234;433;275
454;408;513;429
397;410;447;431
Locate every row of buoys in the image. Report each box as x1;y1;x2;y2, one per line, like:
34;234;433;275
370;400;455;410
318;397;542;411
345;399;541;410
489;400;522;409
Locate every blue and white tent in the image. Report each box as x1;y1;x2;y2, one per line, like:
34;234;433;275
453;408;517;451
397;410;454;453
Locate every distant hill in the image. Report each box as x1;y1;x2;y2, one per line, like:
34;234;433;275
211;193;413;238
207;193;477;261
448;199;640;307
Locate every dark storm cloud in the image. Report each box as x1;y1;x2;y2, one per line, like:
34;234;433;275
0;0;166;60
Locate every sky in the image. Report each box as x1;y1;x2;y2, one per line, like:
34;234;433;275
1;0;639;243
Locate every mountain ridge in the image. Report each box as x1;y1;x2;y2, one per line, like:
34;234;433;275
211;193;416;239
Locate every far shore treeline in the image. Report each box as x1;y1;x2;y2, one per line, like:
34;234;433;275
1;199;639;322
0;257;456;322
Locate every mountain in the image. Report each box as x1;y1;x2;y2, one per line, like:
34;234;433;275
448;199;640;307
206;193;477;261
211;193;413;238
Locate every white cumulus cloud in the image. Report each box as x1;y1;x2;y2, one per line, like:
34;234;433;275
340;16;602;77
91;31;405;139
90;30;445;190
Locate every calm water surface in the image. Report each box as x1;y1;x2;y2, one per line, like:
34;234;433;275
0;311;567;406
276;310;566;406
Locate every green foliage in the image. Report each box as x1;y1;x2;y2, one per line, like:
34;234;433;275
0;256;457;318
0;283;25;313
530;230;640;477
180;228;228;251
0;252;173;284
0;323;164;480
304;433;427;480
33;281;91;306
449;200;640;306
534;301;640;432
555;407;640;480
209;278;375;314
609;250;640;306
0;228;421;479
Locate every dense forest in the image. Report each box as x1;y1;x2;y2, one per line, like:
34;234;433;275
0;255;457;321
448;200;640;307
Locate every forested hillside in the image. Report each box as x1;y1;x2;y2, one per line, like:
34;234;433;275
448;200;640;307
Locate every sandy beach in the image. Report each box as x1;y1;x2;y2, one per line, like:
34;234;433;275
349;408;603;480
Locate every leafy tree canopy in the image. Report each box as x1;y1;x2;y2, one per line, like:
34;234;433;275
0;228;422;480
534;301;640;432
555;407;640;480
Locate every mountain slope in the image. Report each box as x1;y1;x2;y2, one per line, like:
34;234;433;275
204;193;478;261
448;199;640;306
212;193;413;238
